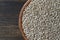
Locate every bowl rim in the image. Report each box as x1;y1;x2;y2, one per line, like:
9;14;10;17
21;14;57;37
19;0;31;40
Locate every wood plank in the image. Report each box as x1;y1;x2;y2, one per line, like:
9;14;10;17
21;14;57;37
0;1;26;40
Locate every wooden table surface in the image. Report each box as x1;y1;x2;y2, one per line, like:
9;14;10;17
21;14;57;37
0;1;26;40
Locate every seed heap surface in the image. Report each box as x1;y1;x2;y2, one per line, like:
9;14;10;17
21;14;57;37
22;0;60;40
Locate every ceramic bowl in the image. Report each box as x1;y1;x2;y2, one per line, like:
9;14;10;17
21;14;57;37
19;0;31;40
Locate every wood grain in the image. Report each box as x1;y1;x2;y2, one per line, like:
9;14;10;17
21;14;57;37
0;1;26;40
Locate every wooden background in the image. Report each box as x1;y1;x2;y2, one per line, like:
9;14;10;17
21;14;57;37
0;0;26;40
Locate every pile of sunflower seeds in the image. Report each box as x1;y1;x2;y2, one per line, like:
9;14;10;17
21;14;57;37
22;0;60;40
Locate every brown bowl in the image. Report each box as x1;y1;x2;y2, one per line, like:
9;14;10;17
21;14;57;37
19;0;31;40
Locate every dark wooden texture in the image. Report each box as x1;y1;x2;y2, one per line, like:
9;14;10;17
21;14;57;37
0;0;26;2
0;1;26;40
